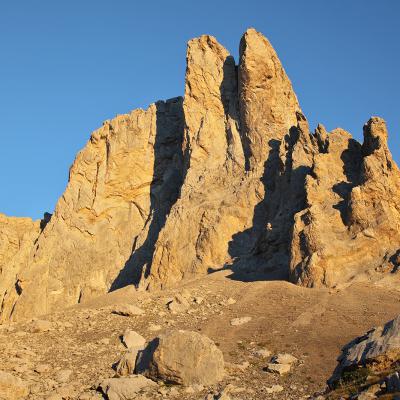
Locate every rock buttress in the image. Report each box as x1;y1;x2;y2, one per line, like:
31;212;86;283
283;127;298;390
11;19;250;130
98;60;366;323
144;29;301;289
1;98;184;321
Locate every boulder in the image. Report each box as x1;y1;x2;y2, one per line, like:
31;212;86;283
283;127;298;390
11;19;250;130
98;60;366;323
115;347;140;377
0;371;29;399
35;364;50;374
271;353;297;365
31;320;53;333
327;315;400;399
167;295;190;313
265;385;284;394
100;375;157;400
254;348;271;358
121;330;146;349
116;331;147;376
329;314;400;387
230;317;252;326
148;324;161;332
54;369;72;384
136;330;225;385
265;363;291;375
112;304;145;317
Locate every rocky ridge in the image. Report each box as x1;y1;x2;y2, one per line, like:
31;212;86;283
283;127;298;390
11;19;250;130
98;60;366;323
325;314;400;399
0;28;399;322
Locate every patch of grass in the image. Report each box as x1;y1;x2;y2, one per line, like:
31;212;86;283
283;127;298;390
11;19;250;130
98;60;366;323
325;367;372;400
306;376;316;384
325;366;396;400
339;367;370;388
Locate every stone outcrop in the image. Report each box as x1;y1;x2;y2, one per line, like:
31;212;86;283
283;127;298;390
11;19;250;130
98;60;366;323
289;117;400;287
328;315;400;397
0;371;29;400
329;314;400;386
1;28;399;322
1;98;184;321
143;28;302;289
100;375;157;400
0;214;41;319
136;330;225;385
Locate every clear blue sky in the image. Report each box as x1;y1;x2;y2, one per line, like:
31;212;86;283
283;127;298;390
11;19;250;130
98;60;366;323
1;1;399;219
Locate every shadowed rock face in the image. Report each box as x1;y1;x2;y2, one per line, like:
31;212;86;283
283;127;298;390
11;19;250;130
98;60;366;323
0;214;41;318
1;28;399;321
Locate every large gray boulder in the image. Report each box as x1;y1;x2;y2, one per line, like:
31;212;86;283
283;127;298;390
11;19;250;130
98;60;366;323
136;330;225;385
329;314;400;388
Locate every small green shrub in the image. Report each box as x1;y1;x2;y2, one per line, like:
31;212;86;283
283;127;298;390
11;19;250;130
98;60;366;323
338;366;370;388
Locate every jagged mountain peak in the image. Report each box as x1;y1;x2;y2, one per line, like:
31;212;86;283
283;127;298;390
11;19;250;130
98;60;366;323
0;29;399;322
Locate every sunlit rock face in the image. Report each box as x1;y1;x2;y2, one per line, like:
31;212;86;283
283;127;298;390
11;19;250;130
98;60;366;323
1;28;399;322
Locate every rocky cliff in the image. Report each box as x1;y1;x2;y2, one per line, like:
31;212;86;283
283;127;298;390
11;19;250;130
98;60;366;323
0;214;41;318
1;28;399;322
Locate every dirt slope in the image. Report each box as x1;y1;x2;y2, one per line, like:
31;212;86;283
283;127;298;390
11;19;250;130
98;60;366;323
1;271;399;399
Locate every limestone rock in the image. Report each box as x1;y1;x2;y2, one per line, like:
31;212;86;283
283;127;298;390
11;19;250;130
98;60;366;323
193;296;204;304
238;28;301;170
254;348;271;358
0;214;41;320
115;347;139;377
271;353;297;365
35;364;50;374
99;375;157;400
143;35;248;290
30;320;53;333
1;28;399;322
112;304;145;317
0;371;29;399
1;97;184;322
328;314;400;388
226;298;236;305
136;330;225;385
289;117;400;288
230;316;252;326
121;330;146;349
116;330;147;377
54;369;72;384
356;391;378;400
265;385;284;394
265;363;291;375
148;323;161;332
45;394;63;400
167;294;190;313
209;386;233;400
144;28;302;290
264;352;297;376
